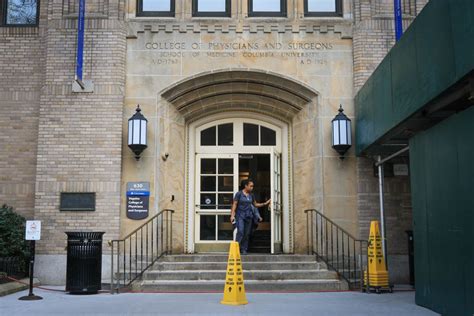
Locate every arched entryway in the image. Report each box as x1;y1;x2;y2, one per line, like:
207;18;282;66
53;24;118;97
188;114;286;253
160;69;318;254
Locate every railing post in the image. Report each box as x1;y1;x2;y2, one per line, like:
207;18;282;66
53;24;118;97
306;211;310;255
166;211;169;254
342;231;345;281
158;215;161;257
366;241;370;292
141;229;143;273
116;241;120;292
325;219;328;262
330;222;334;268
319;214;322;259
311;210;319;258
151;217;154;260
135;232;138;280
110;241;114;294
336;227;339;272
347;235;350;283
353;239;356;287
124;240;127;287
359;241;364;292
129;237;132;284
160;215;166;253
170;211;173;255
146;224;148;269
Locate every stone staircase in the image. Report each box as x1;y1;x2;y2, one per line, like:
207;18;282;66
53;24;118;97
132;254;348;292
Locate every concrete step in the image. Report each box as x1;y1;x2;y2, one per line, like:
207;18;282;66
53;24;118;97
152;261;321;271
160;254;317;263
246;248;271;254
248;240;270;247
136;279;348;292
129;254;344;292
143;269;338;281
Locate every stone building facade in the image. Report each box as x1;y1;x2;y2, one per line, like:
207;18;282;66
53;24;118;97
0;0;427;284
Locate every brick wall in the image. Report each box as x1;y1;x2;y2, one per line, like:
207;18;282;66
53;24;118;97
357;158;413;255
353;0;429;90
32;0;126;254
0;1;126;254
0;10;47;219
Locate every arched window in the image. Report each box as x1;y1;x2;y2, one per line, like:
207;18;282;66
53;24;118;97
200;122;277;147
196;118;281;152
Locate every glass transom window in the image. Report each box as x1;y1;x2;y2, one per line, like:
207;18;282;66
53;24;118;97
248;0;286;17
193;0;230;17
244;123;276;146
2;0;38;25
137;0;174;17
305;0;342;17
196;119;281;152
200;123;233;146
252;0;280;12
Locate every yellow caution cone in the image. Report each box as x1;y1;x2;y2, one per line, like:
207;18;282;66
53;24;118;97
364;220;390;288
221;241;248;305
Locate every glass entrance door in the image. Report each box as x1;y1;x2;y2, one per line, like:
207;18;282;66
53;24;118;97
239;154;271;253
191;117;285;252
195;154;239;242
270;148;283;253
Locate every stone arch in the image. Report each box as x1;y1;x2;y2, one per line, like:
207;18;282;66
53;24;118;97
160;68;319;121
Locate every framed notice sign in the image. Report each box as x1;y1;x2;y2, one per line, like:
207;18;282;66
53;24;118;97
126;182;150;220
60;192;96;211
25;221;41;240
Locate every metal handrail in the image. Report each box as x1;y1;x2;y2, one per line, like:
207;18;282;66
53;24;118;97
109;209;174;294
304;209;368;290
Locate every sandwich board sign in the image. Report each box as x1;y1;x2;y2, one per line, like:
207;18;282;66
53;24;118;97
25;221;41;240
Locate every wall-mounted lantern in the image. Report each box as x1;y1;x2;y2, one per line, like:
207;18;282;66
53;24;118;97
332;105;352;159
128;105;147;160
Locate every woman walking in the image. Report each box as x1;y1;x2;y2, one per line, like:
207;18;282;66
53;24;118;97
230;179;270;255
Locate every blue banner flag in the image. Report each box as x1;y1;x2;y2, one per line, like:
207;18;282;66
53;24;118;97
75;0;86;81
394;0;403;41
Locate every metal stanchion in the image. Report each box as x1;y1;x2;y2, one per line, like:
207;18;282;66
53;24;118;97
18;240;42;301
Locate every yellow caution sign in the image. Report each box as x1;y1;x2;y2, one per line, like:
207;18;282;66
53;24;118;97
364;220;390;288
221;241;248;305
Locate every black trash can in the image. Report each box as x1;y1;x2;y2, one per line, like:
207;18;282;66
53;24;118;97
65;232;105;294
405;230;415;287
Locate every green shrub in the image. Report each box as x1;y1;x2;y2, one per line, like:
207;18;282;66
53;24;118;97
0;204;29;259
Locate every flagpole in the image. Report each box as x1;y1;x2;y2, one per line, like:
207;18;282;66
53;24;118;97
394;0;403;41
75;0;86;87
72;0;93;93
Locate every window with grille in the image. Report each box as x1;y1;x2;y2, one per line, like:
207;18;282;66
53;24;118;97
0;0;39;26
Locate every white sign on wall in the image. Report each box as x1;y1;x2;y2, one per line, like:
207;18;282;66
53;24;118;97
25;221;41;240
393;164;409;176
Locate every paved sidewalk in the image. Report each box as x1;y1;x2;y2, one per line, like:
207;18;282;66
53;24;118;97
1;287;438;316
